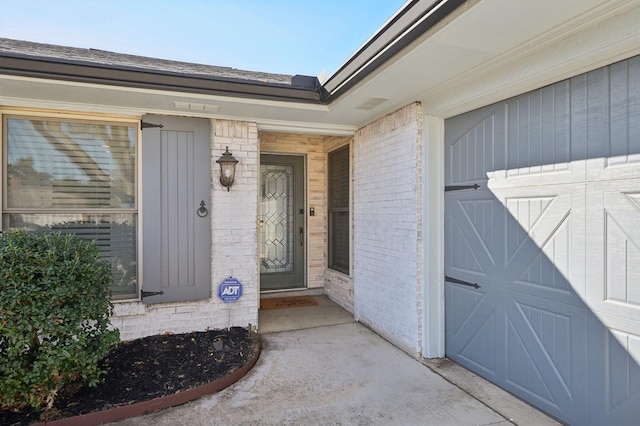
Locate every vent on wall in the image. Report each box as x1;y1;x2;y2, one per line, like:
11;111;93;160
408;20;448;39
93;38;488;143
173;101;220;112
355;96;389;110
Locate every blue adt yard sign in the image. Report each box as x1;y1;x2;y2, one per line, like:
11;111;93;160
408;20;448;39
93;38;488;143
218;277;243;303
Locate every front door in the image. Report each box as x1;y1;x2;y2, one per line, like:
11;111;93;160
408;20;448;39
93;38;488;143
141;115;211;303
259;154;305;290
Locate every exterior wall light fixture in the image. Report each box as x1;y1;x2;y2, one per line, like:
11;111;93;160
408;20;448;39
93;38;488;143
216;146;238;191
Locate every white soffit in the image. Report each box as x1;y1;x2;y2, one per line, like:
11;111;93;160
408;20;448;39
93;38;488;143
327;0;639;125
420;0;640;117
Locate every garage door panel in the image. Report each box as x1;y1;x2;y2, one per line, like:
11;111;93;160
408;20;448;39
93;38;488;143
447;218;485;275
604;209;640;306
515;256;570;294
504;295;588;424
606;329;640;410
458;313;497;378
506;320;559;409
581;68;610;161
586;56;640;182
587;182;640;322
446;284;499;379
446;108;505;185
497;187;585;303
445;55;639;424
605;57;640;163
507;209;576;299
588;314;640;425
503;193;571;252
447;282;589;424
446;284;487;339
507;301;579;399
503;194;570;275
487;79;585;188
587;154;640;181
506;320;564;414
505;81;571;176
446;193;502;275
504;195;557;260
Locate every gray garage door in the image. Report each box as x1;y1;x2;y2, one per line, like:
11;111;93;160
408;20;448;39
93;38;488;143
445;56;640;425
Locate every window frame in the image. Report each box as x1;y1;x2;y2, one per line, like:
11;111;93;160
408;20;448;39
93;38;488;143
327;144;351;275
1;111;141;300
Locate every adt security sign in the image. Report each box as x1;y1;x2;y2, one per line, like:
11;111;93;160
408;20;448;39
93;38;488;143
218;277;243;303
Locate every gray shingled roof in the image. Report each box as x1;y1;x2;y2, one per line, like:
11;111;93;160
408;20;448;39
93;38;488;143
0;38;293;85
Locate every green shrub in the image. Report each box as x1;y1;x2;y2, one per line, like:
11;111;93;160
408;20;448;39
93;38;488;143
0;230;120;412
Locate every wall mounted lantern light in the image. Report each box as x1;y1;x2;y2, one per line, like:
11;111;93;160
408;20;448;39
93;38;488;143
216;146;239;191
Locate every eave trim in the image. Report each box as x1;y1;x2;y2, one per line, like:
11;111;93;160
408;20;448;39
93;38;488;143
323;0;465;100
0;54;323;103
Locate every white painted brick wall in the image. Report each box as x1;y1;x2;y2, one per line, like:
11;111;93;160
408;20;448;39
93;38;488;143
353;103;424;356
112;119;259;341
324;269;353;313
112;123;360;341
210;120;259;330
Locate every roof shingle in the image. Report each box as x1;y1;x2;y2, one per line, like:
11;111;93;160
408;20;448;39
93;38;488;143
0;38;293;85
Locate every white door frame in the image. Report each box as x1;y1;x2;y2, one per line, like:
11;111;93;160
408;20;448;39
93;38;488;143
422;115;446;358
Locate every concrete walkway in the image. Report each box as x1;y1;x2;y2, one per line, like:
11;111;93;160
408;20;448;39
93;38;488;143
112;296;560;426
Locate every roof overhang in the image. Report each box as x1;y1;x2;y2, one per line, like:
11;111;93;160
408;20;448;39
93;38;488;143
323;0;465;98
0;53;324;104
1;0;639;133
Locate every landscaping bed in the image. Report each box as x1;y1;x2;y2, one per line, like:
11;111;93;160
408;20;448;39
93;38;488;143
1;327;260;425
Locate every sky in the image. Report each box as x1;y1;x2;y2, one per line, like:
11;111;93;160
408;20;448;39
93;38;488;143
0;0;406;78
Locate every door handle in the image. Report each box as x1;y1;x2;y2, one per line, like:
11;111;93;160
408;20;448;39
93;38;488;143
197;200;208;217
299;227;304;246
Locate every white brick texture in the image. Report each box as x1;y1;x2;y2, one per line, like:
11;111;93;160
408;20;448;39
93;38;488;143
353;103;424;356
112;123;359;341
112;119;260;341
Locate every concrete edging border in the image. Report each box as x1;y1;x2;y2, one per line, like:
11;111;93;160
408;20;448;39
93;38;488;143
37;340;261;426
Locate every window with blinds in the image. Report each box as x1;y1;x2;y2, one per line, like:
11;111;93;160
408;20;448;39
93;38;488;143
3;117;138;299
328;145;350;274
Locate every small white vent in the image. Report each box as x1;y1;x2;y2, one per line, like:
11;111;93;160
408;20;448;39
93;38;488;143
355;97;389;110
173;101;219;112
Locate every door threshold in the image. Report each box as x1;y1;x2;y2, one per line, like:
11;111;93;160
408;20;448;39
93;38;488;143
260;288;325;299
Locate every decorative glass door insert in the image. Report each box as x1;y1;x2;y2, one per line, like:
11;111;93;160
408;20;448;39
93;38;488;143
260;154;305;290
261;163;295;273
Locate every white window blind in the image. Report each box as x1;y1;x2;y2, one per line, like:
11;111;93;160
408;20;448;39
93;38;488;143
3;117;138;299
6;119;135;209
328;145;350;274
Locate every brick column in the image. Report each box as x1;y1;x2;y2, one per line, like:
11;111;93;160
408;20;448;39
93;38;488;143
211;120;259;329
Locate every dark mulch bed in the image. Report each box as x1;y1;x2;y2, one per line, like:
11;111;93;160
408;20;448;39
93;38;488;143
1;327;259;426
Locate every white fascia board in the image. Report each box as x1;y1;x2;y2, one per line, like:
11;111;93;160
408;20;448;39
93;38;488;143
0;75;356;135
0;95;145;117
0;74;330;112
0;93;354;137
